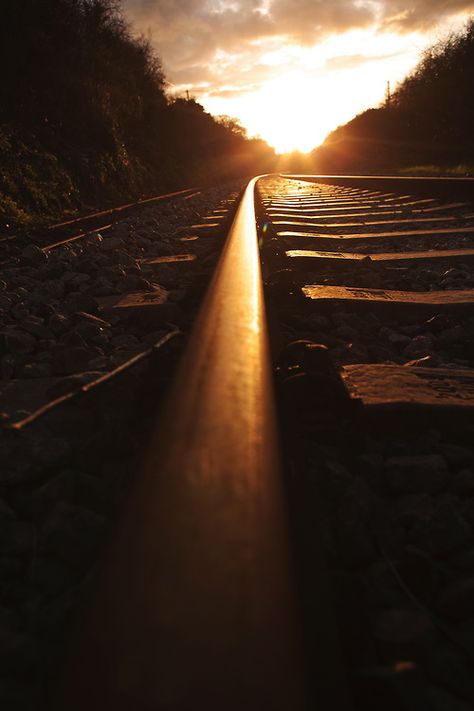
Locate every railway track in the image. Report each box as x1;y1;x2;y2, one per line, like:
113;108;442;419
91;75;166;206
0;187;201;256
258;176;474;709
2;174;474;709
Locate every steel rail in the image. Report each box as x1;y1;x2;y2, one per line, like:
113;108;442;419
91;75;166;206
48;187;197;231
58;177;307;710
0;188;199;251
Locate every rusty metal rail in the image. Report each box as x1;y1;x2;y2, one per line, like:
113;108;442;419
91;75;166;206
47;187;198;231
0;187;199;250
58;177;307;710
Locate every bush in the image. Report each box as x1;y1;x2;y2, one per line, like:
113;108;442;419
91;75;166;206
312;19;474;173
0;0;275;225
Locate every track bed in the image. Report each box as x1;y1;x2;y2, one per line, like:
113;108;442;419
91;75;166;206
259;176;474;710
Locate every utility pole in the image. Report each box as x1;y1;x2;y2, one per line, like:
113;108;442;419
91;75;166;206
186;89;190;101
385;80;391;107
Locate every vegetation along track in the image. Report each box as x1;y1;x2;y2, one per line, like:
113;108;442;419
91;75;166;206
3;173;474;709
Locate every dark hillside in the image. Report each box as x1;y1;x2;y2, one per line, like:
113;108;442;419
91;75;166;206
312;19;474;174
0;0;275;226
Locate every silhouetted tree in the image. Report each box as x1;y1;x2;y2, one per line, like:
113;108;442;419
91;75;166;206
312;19;474;173
0;0;275;223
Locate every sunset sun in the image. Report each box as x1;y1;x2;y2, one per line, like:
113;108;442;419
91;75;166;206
170;23;468;155
122;3;472;156
219;72;331;154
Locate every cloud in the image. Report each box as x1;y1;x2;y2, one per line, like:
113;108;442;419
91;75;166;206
206;85;260;97
123;0;377;65
122;0;474;102
324;51;402;70
380;0;474;31
171;57;280;100
123;0;274;69
124;0;474;51
269;0;374;43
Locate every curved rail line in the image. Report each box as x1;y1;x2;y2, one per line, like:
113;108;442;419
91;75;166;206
57;173;474;709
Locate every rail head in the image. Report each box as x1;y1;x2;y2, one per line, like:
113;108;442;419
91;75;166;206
59;177;306;710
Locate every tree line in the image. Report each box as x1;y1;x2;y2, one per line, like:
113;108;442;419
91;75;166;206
0;0;275;225
311;19;474;174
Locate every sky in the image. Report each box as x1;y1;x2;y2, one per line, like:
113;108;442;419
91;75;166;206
122;0;474;153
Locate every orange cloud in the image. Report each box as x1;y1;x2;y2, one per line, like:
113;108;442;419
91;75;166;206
123;0;474;89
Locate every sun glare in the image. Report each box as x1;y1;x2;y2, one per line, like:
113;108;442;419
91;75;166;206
198;28;429;154
205;72;336;154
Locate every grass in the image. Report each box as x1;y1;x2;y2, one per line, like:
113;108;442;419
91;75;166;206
0;124;162;230
0;125;81;228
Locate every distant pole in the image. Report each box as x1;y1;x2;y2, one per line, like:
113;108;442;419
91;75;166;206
385;80;391;107
186;89;190;101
